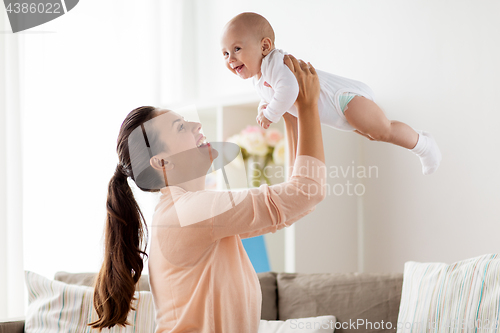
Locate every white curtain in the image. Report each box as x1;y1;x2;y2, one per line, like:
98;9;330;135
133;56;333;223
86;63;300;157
159;0;198;105
0;12;25;319
0;0;196;319
10;0;195;299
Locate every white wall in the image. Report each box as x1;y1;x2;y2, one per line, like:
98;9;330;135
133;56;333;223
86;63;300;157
193;0;500;273
359;0;500;272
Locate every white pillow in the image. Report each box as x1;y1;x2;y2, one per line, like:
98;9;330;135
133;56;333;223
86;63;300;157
24;271;156;332
397;254;500;332
259;315;336;333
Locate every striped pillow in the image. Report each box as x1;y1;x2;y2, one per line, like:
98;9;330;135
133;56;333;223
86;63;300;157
25;271;156;332
397;254;500;332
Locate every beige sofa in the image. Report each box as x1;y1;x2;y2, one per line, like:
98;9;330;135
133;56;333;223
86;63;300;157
0;271;403;333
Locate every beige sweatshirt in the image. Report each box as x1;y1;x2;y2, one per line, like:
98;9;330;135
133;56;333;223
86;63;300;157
148;155;326;333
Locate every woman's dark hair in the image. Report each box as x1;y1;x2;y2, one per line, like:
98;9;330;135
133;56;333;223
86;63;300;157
89;106;168;330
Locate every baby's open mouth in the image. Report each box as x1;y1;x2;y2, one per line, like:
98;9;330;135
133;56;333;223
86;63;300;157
234;65;244;73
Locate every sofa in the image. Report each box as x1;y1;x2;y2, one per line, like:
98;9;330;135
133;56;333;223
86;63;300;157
0;271;404;333
5;254;500;333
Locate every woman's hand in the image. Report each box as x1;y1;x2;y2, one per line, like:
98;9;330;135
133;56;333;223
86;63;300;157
283;55;320;107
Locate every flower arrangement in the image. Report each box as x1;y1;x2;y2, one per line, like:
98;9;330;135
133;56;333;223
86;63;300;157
227;126;285;186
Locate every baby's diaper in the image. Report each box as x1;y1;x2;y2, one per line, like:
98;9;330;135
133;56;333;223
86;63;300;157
339;92;361;115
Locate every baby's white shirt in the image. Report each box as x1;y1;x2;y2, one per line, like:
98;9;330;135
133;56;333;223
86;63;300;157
253;48;376;131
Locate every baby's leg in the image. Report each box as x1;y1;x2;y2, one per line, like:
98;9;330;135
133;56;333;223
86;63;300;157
344;96;418;148
343;96;441;175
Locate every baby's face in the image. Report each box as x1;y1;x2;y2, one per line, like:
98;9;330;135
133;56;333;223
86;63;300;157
221;26;263;80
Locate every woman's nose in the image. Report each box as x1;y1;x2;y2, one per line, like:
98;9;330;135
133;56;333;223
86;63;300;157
191;121;202;132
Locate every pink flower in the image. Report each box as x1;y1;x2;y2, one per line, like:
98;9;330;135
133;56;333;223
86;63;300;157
265;129;283;147
241;125;263;135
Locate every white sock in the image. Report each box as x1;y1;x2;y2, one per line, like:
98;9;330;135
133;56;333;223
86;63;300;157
411;130;442;175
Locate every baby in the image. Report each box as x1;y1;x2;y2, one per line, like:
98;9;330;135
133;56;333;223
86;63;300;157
220;12;442;175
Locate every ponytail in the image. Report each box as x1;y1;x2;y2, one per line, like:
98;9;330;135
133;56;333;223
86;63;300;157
89;106;169;331
89;164;148;330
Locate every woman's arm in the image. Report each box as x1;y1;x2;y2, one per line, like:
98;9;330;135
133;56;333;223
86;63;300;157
283;113;298;180
284;55;325;163
238;204;316;239
237;57;324;240
211;154;325;241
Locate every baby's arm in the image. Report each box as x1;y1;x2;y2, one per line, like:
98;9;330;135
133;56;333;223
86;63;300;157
258;99;267;113
261;52;300;123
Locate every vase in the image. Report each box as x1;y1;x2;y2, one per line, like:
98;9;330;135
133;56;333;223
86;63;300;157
246;155;272;187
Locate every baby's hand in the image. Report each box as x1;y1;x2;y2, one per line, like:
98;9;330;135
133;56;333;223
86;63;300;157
256;106;272;129
258;103;268;114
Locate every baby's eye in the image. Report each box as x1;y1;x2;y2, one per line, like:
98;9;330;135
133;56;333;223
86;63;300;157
235;47;241;52
179;123;185;131
223;51;228;57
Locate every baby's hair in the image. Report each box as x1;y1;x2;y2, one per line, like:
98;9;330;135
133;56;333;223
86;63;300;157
227;12;275;46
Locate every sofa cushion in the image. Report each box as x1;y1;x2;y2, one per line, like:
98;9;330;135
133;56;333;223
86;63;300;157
277;272;403;332
55;270;279;320
25;271;155;332
258;272;278;320
397;253;500;332
0;320;24;333
54;271;151;291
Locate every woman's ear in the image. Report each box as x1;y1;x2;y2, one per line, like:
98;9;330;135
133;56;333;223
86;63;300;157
150;156;174;171
261;37;273;56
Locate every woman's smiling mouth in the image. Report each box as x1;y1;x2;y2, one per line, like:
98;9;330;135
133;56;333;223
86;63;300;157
197;135;208;148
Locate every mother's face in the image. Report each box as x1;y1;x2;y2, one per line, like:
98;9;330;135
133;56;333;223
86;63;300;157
149;111;218;184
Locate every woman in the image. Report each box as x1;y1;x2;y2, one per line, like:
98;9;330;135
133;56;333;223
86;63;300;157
89;55;326;332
